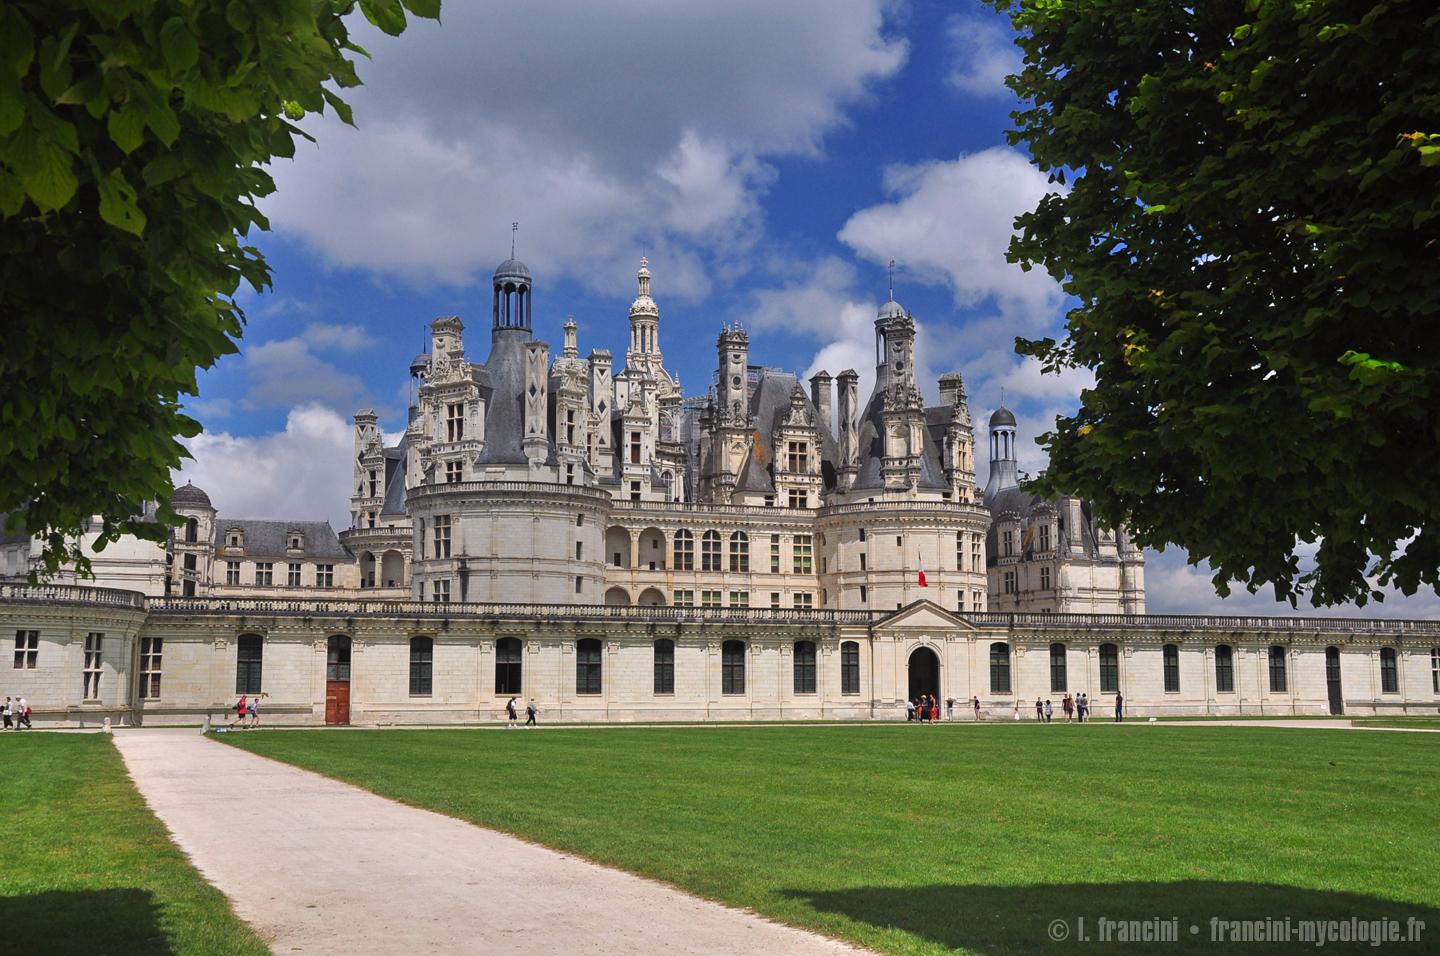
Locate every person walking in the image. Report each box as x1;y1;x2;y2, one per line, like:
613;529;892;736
505;696;519;728
229;695;247;729
525;698;537;728
247;696;260;728
17;697;30;729
1044;699;1053;723
1114;692;1124;722
972;695;981;720
1035;697;1044;721
946;696;954;720
2;697;11;731
906;698;916;722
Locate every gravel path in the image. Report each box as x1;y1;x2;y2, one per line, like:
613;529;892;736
112;729;872;956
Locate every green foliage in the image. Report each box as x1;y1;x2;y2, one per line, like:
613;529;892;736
225;726;1440;956
990;0;1440;606
0;0;438;579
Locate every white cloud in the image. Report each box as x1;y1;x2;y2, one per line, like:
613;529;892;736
944;9;1023;97
839;147;1063;320
178;405;355;529
266;1;907;291
302;323;377;353
240;337;367;411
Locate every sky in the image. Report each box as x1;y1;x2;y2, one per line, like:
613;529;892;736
177;0;1439;619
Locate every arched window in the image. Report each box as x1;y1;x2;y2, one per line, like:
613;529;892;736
185;517;198;543
577;638;602;695
235;634;263;694
1049;642;1067;693
409;637;433;696
1380;647;1399;693
673;529;694;570
1163;644;1180;693
495;637;522;695
327;635;351;681
989;642;1010;694
1268;645;1287;693
841;641;860;695
702;531;722;571
1215;644;1234;693
1099;643;1119;693
722;640;746;695
729;531;749;572
793;641;817;694
654;639;674;695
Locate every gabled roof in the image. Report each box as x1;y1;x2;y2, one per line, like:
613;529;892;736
213;519;352;559
874;599;976;632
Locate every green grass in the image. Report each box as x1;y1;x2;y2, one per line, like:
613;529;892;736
224;724;1440;956
0;734;268;956
1352;717;1440;729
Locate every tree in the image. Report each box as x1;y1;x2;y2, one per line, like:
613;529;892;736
991;0;1440;607
0;0;439;580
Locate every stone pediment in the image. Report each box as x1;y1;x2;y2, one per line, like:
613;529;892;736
874;600;976;633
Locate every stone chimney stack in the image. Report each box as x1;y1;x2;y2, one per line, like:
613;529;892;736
809;370;833;440
836;368;859;492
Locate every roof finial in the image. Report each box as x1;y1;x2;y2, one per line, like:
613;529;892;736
1000;386;1005;407
511;221;518;259
889;259;895;300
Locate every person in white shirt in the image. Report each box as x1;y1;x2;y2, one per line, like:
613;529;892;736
2;697;12;730
16;697;29;730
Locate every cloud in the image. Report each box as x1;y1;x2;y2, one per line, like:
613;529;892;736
839;147;1063;319
301;323;378;353
265;1;907;291
240;337;367;411
178;404;355;529
944;8;1024;97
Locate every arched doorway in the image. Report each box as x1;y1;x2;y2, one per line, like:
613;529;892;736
604;586;631;606
326;635;351;725
637;587;666;606
908;646;940;702
1325;646;1344;715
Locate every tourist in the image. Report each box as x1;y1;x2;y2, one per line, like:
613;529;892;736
1063;695;1073;722
972;695;981;720
248;696;260;728
2;697;11;730
906;698;916;721
920;697;930;723
945;696;954;720
230;695;247;729
18;697;31;729
1035;697;1044;721
506;697;518;728
1114;692;1124;722
525;698;537;728
932;697;940;721
1044;699;1053;723
1012;704;1021;721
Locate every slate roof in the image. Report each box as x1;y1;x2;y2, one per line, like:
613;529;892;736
213;519;352;559
476;327;533;465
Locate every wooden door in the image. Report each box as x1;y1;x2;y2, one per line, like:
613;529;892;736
326;680;351;725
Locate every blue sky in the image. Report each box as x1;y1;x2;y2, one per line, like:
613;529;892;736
177;0;1439;618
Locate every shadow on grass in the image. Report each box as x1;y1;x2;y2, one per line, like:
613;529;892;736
0;888;173;956
784;882;1440;955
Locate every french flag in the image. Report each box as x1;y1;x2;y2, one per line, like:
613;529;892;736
918;552;927;588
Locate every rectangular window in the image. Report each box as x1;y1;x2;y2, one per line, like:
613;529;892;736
1381;648;1399;693
1099;643;1119;693
1002;530;1014;556
575;541;583;560
788;488;806;508
82;632;103;700
368;470;378;498
990;643;1011;694
434;515;451;557
1215;646;1235;693
972;538;982;571
140;637;162;699
654;640;675;695
859;585;867;603
288;563;302;587
841;642;860;695
721;641;745;695
1038;524;1051;552
1003;570;1016;595
410;638;434;696
225;561;241;585
433;579;451;602
770;535;780;573
1164;644;1180;693
316;564;334;588
701;590;722;608
235;635;263;695
1433;648;1439;694
1269;646;1288;693
575;575;584;594
793;641;816;694
254;562;273;587
793;535;812;574
859;552;867;571
770;592;781;609
956;532;964;571
446;460;463;483
701;532;722;571
729;591;749;608
1039;566;1051;590
675;532;694;570
787;441;807;473
793;592;813;609
859;528;866;542
630;431;641;464
1049;643;1067;693
673;590;694;607
14;630;38;669
972;590;984;612
447;403;464;442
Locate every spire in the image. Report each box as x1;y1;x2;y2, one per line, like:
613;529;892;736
637;256;651;298
563;315;578;359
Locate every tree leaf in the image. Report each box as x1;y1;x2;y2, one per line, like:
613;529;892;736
360;0;408;36
107;104;146;153
159;16;200;72
96;166;146;235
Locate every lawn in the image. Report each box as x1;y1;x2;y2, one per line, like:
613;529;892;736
0;734;268;956
224;724;1440;956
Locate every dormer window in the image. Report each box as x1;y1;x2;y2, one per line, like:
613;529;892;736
447;403;465;442
288;533;304;552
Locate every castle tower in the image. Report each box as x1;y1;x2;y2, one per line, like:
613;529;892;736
984;404;1018;501
627;257;661;371
878;309;925;490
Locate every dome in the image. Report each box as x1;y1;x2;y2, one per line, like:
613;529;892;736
989;406;1016;428
877;297;905;321
170;481;212;510
493;258;531;283
409;353;431;377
